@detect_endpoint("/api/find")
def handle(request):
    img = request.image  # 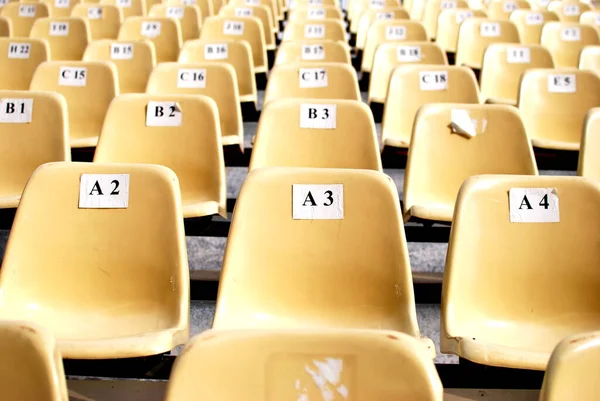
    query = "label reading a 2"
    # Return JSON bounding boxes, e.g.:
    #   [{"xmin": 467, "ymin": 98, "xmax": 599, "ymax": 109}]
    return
[{"xmin": 79, "ymin": 174, "xmax": 130, "ymax": 209}]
